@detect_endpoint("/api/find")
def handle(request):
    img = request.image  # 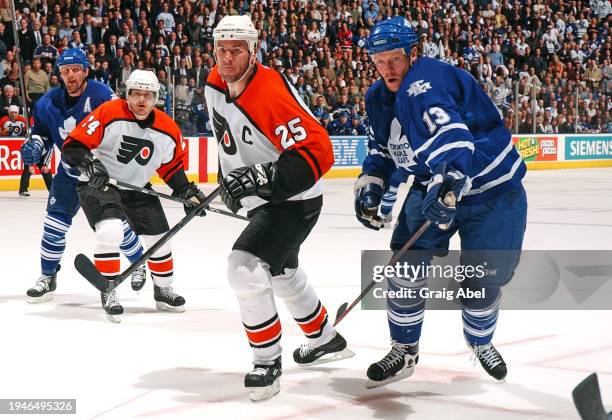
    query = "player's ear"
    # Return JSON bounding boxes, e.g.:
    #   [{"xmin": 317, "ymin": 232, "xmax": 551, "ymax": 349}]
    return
[{"xmin": 409, "ymin": 47, "xmax": 418, "ymax": 66}]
